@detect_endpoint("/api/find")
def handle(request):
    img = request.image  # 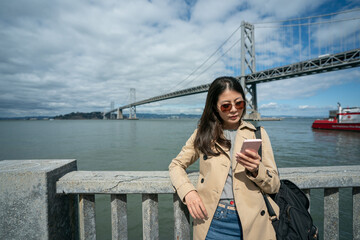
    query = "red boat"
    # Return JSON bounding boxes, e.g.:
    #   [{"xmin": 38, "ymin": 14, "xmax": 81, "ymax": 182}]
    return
[{"xmin": 312, "ymin": 103, "xmax": 360, "ymax": 131}]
